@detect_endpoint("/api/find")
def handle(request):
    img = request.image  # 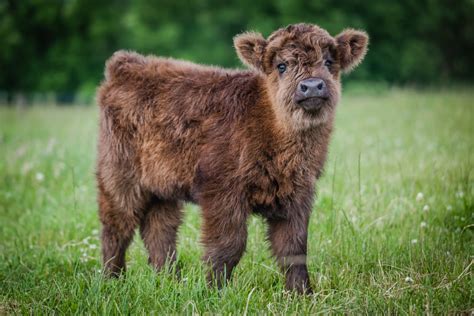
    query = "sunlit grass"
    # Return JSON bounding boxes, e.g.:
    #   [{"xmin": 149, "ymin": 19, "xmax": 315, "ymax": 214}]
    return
[{"xmin": 0, "ymin": 88, "xmax": 472, "ymax": 314}]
